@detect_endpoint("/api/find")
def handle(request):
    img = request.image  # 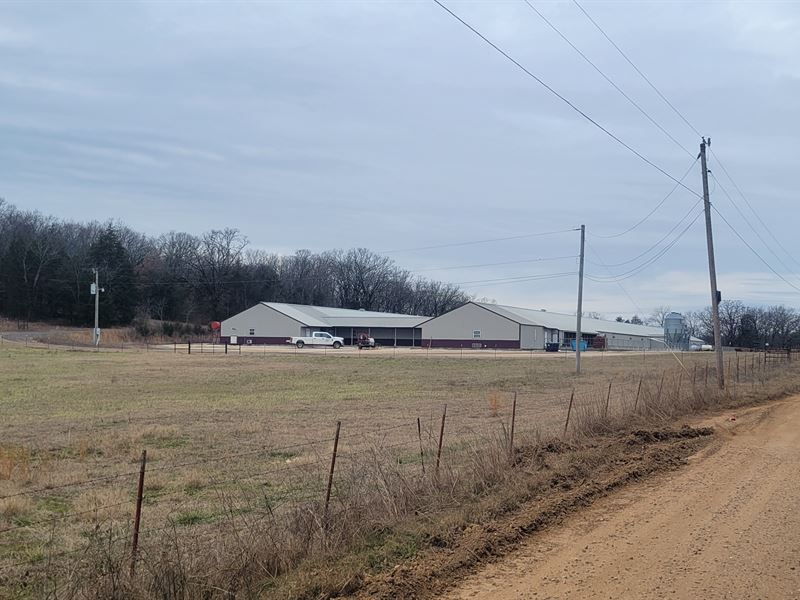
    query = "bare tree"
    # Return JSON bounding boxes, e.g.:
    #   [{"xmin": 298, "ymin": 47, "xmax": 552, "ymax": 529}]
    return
[{"xmin": 648, "ymin": 305, "xmax": 672, "ymax": 327}]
